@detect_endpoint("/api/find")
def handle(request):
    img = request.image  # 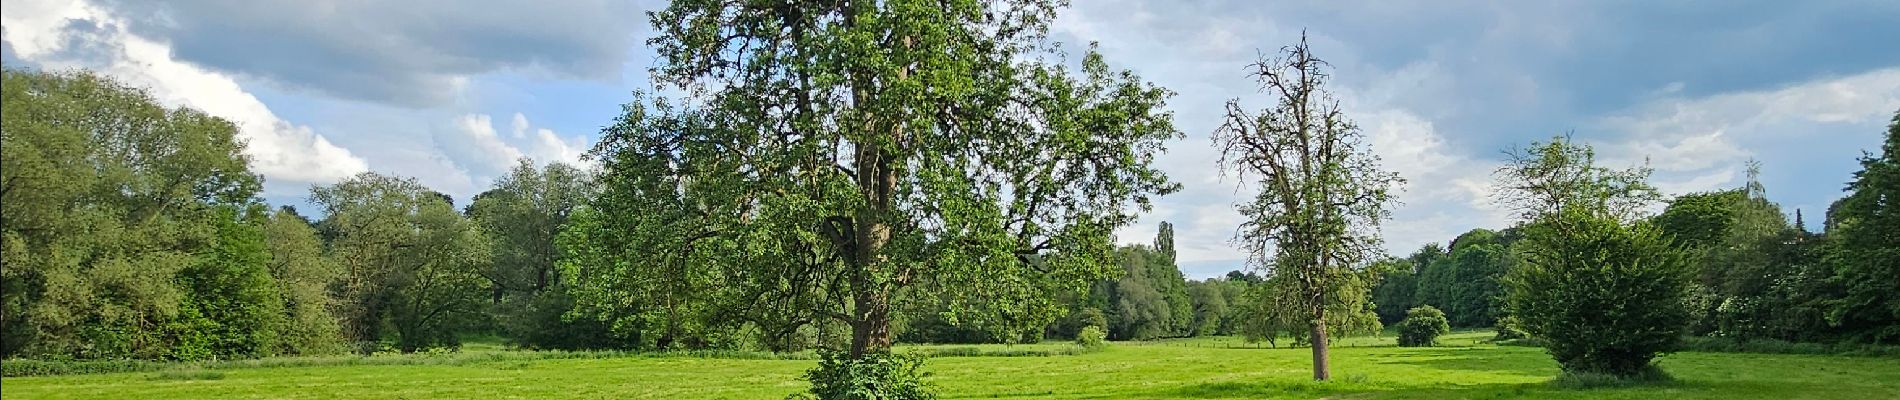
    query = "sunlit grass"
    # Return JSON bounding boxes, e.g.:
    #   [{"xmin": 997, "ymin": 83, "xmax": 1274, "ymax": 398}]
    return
[{"xmin": 6, "ymin": 331, "xmax": 1896, "ymax": 399}]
